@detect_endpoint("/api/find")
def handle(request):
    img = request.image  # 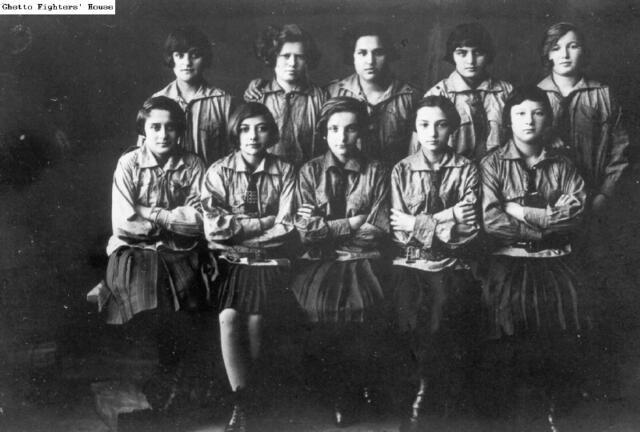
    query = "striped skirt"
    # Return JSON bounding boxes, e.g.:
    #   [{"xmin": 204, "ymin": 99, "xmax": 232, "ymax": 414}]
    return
[
  {"xmin": 482, "ymin": 255, "xmax": 588, "ymax": 340},
  {"xmin": 291, "ymin": 259, "xmax": 384, "ymax": 323}
]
